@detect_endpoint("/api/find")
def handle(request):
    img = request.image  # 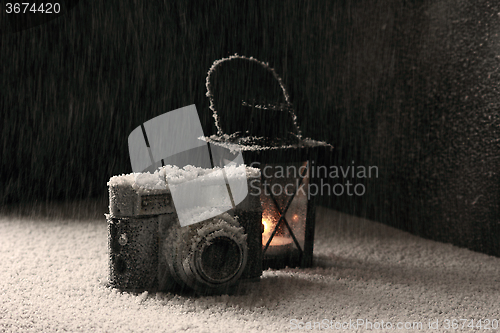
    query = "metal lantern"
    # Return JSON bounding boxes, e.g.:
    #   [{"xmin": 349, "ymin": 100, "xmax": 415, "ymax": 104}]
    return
[{"xmin": 205, "ymin": 55, "xmax": 332, "ymax": 268}]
